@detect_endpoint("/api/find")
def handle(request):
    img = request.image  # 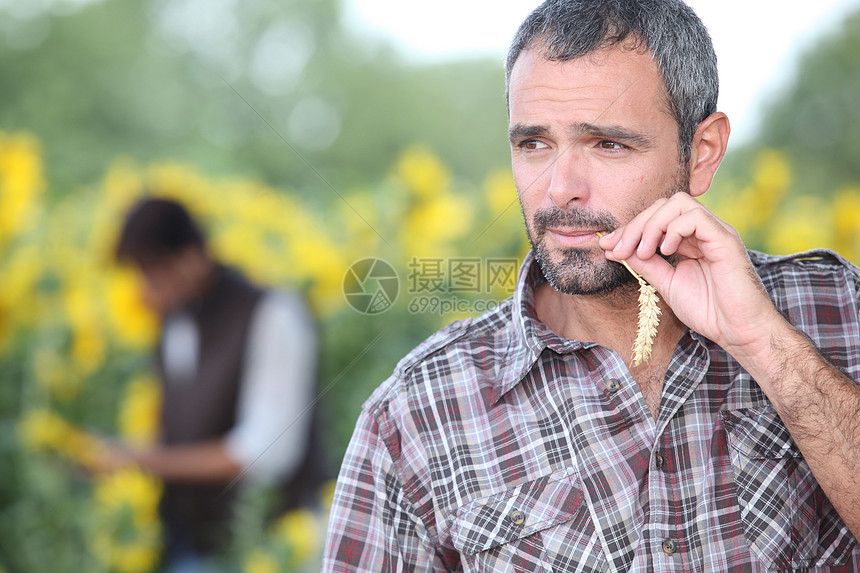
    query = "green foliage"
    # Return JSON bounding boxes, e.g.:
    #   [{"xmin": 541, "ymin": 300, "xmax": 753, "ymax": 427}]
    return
[
  {"xmin": 754, "ymin": 6, "xmax": 860, "ymax": 194},
  {"xmin": 0, "ymin": 0, "xmax": 510, "ymax": 196}
]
